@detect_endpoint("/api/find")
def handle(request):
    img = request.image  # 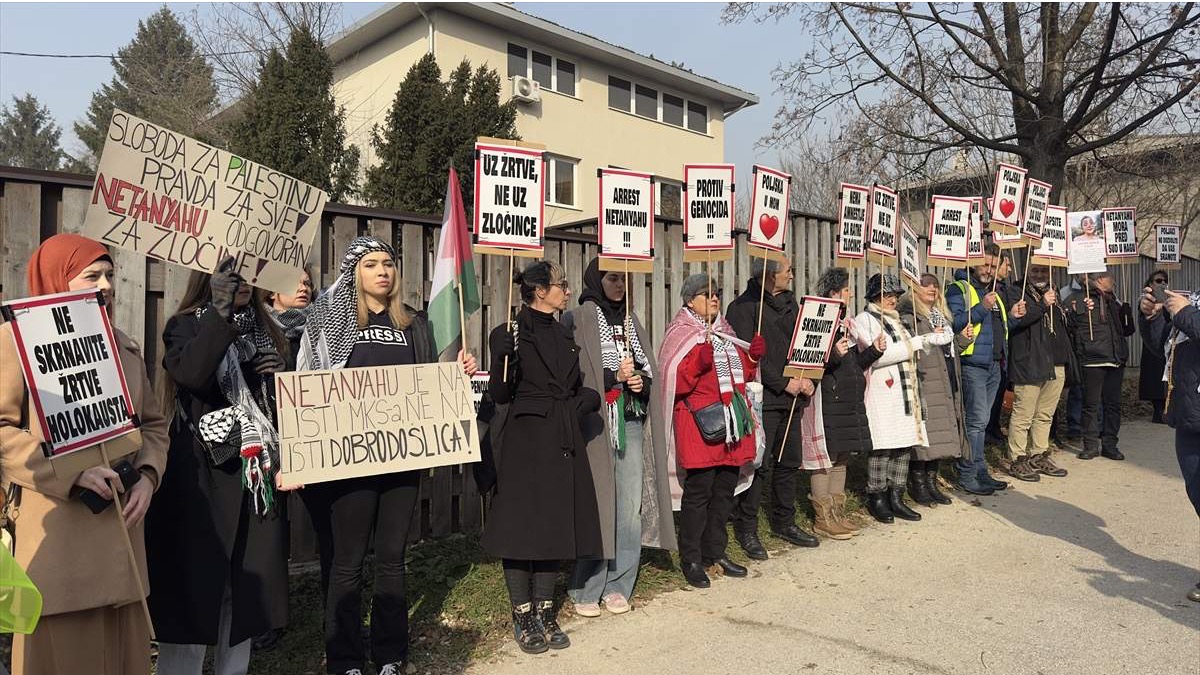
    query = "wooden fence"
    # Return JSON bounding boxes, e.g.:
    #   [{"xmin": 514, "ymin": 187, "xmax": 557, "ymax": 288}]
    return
[{"xmin": 3, "ymin": 165, "xmax": 1197, "ymax": 558}]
